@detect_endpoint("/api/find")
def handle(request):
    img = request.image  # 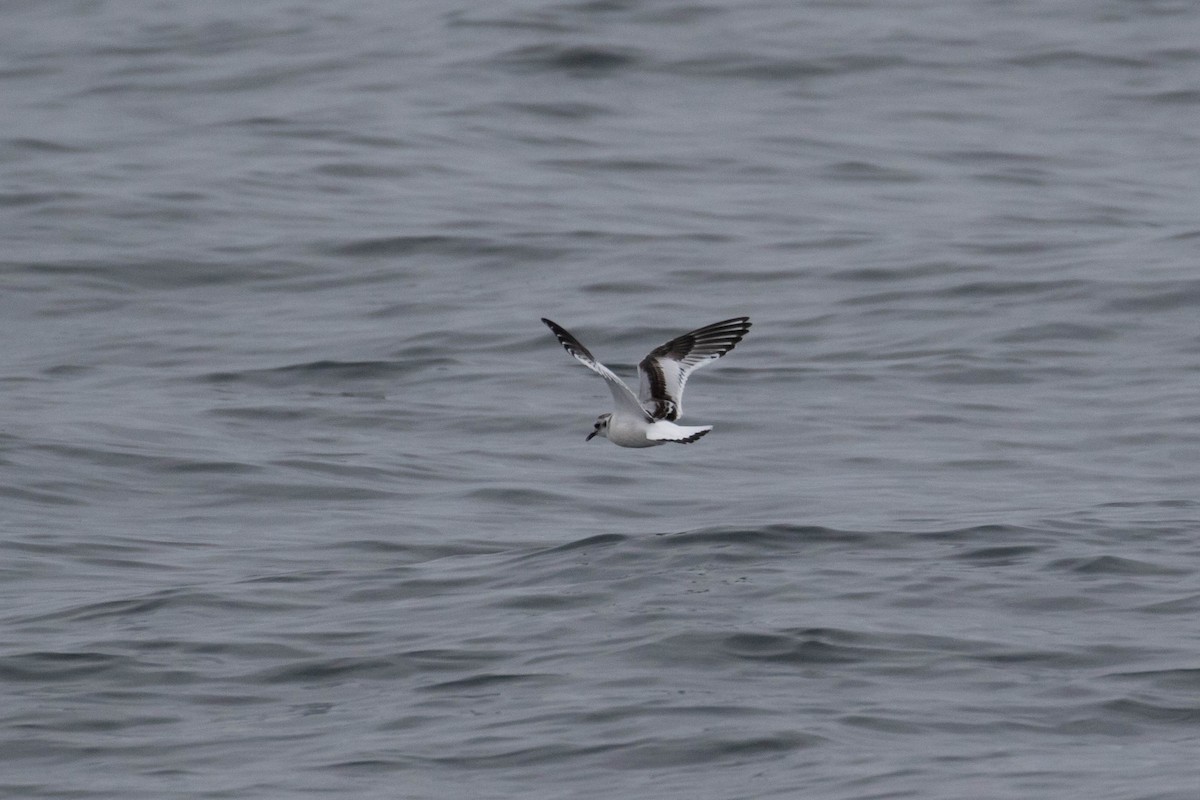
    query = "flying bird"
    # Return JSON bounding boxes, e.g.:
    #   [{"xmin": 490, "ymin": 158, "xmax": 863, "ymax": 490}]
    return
[{"xmin": 540, "ymin": 316, "xmax": 752, "ymax": 447}]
